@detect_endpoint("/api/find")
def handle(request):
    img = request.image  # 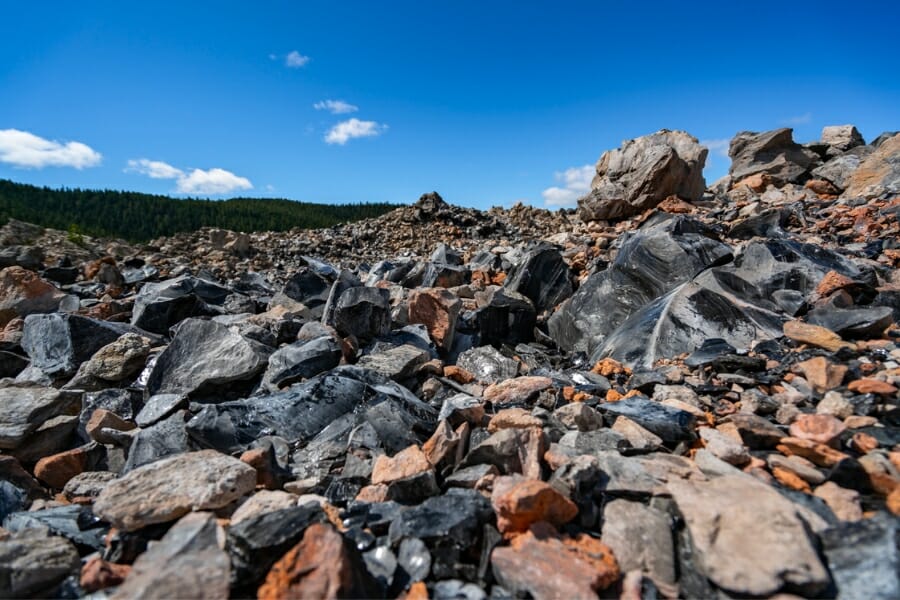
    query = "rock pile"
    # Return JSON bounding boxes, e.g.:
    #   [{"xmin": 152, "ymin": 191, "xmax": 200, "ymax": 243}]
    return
[{"xmin": 0, "ymin": 124, "xmax": 899, "ymax": 599}]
